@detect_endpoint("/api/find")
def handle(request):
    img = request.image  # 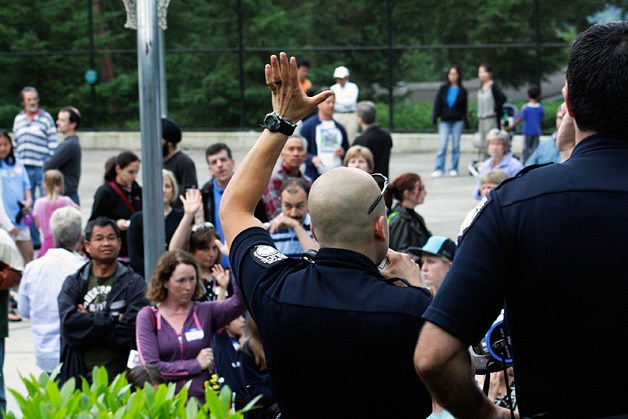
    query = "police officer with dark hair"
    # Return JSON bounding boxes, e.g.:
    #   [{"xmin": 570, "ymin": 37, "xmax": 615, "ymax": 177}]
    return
[
  {"xmin": 415, "ymin": 22, "xmax": 628, "ymax": 418},
  {"xmin": 221, "ymin": 53, "xmax": 433, "ymax": 417},
  {"xmin": 161, "ymin": 118, "xmax": 198, "ymax": 193}
]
